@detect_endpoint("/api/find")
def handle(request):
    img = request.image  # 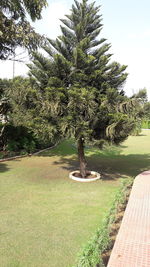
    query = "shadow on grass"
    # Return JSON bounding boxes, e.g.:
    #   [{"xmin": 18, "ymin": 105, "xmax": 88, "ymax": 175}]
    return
[
  {"xmin": 51, "ymin": 153, "xmax": 150, "ymax": 181},
  {"xmin": 87, "ymin": 153, "xmax": 150, "ymax": 179},
  {"xmin": 1, "ymin": 139, "xmax": 149, "ymax": 179},
  {"xmin": 0, "ymin": 162, "xmax": 10, "ymax": 173},
  {"xmin": 37, "ymin": 140, "xmax": 150, "ymax": 180}
]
